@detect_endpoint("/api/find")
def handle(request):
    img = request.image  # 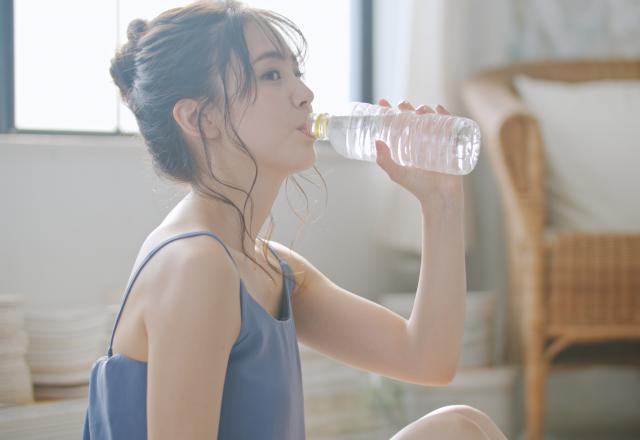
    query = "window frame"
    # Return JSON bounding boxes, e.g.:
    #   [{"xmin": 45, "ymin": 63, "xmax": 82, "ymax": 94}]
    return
[{"xmin": 0, "ymin": 0, "xmax": 373, "ymax": 136}]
